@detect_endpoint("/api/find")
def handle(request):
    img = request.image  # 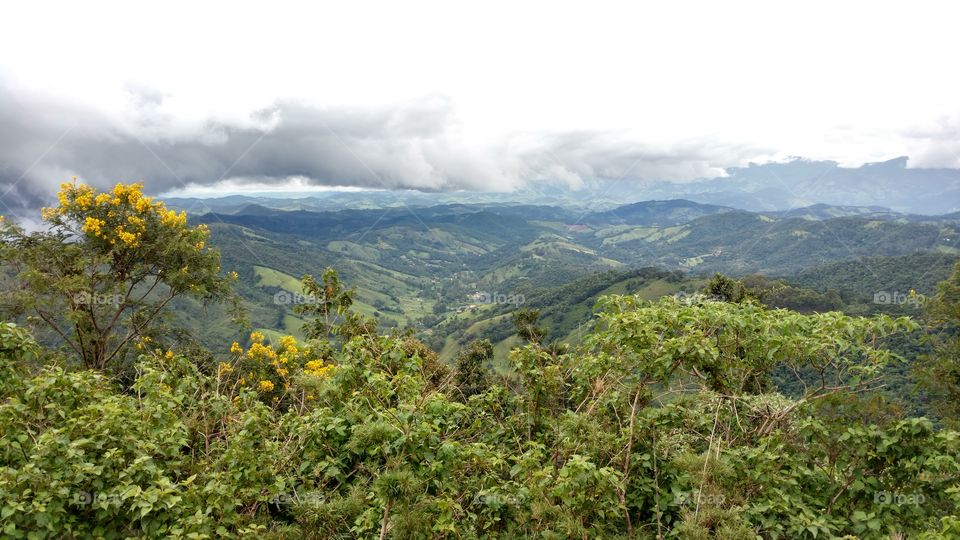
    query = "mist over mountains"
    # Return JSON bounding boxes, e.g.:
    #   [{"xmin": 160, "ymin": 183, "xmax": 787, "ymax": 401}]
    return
[
  {"xmin": 161, "ymin": 157, "xmax": 960, "ymax": 216},
  {"xmin": 650, "ymin": 156, "xmax": 960, "ymax": 214}
]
